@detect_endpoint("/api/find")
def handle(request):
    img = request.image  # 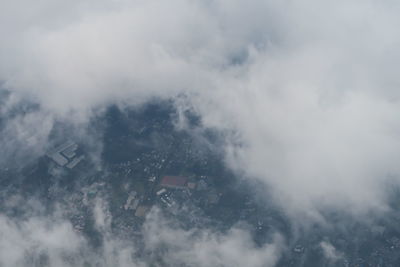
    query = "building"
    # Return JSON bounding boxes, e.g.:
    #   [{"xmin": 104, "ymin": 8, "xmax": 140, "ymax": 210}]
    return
[
  {"xmin": 123, "ymin": 192, "xmax": 138, "ymax": 210},
  {"xmin": 47, "ymin": 141, "xmax": 84, "ymax": 169},
  {"xmin": 47, "ymin": 141, "xmax": 76, "ymax": 166},
  {"xmin": 187, "ymin": 182, "xmax": 197, "ymax": 190},
  {"xmin": 135, "ymin": 205, "xmax": 150, "ymax": 217},
  {"xmin": 156, "ymin": 188, "xmax": 167, "ymax": 196},
  {"xmin": 196, "ymin": 180, "xmax": 208, "ymax": 191},
  {"xmin": 61, "ymin": 143, "xmax": 78, "ymax": 159},
  {"xmin": 66, "ymin": 155, "xmax": 85, "ymax": 169},
  {"xmin": 49, "ymin": 153, "xmax": 68, "ymax": 166},
  {"xmin": 159, "ymin": 176, "xmax": 187, "ymax": 189}
]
